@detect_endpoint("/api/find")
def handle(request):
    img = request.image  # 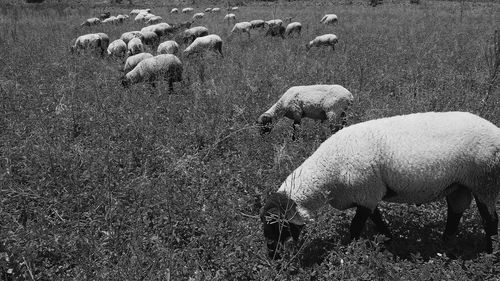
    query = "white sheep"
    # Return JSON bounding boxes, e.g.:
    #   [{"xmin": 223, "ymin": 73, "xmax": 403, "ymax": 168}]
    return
[
  {"xmin": 123, "ymin": 52, "xmax": 153, "ymax": 73},
  {"xmin": 107, "ymin": 39, "xmax": 127, "ymax": 58},
  {"xmin": 306, "ymin": 34, "xmax": 339, "ymax": 51},
  {"xmin": 257, "ymin": 85, "xmax": 353, "ymax": 139},
  {"xmin": 193, "ymin": 12, "xmax": 205, "ymax": 20},
  {"xmin": 127, "ymin": 37, "xmax": 144, "ymax": 56},
  {"xmin": 320, "ymin": 14, "xmax": 338, "ymax": 25},
  {"xmin": 122, "ymin": 54, "xmax": 183, "ymax": 91},
  {"xmin": 70, "ymin": 33, "xmax": 105, "ymax": 55},
  {"xmin": 231, "ymin": 22, "xmax": 252, "ymax": 38},
  {"xmin": 80, "ymin": 17, "xmax": 101, "ymax": 27},
  {"xmin": 260, "ymin": 111, "xmax": 500, "ymax": 258},
  {"xmin": 183, "ymin": 34, "xmax": 223, "ymax": 57},
  {"xmin": 116, "ymin": 14, "xmax": 128, "ymax": 22},
  {"xmin": 134, "ymin": 12, "xmax": 150, "ymax": 23},
  {"xmin": 182, "ymin": 7, "xmax": 194, "ymax": 14},
  {"xmin": 265, "ymin": 19, "xmax": 283, "ymax": 27},
  {"xmin": 211, "ymin": 7, "xmax": 221, "ymax": 13},
  {"xmin": 120, "ymin": 31, "xmax": 143, "ymax": 44},
  {"xmin": 230, "ymin": 6, "xmax": 239, "ymax": 11},
  {"xmin": 171, "ymin": 8, "xmax": 179, "ymax": 14},
  {"xmin": 102, "ymin": 16, "xmax": 117, "ymax": 24},
  {"xmin": 250, "ymin": 19, "xmax": 266, "ymax": 29},
  {"xmin": 223, "ymin": 13, "xmax": 236, "ymax": 22},
  {"xmin": 285, "ymin": 22, "xmax": 302, "ymax": 37},
  {"xmin": 204, "ymin": 8, "xmax": 212, "ymax": 13},
  {"xmin": 177, "ymin": 26, "xmax": 209, "ymax": 45},
  {"xmin": 130, "ymin": 9, "xmax": 151, "ymax": 16},
  {"xmin": 157, "ymin": 40, "xmax": 180, "ymax": 55},
  {"xmin": 146, "ymin": 15, "xmax": 163, "ymax": 25},
  {"xmin": 141, "ymin": 23, "xmax": 173, "ymax": 37}
]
